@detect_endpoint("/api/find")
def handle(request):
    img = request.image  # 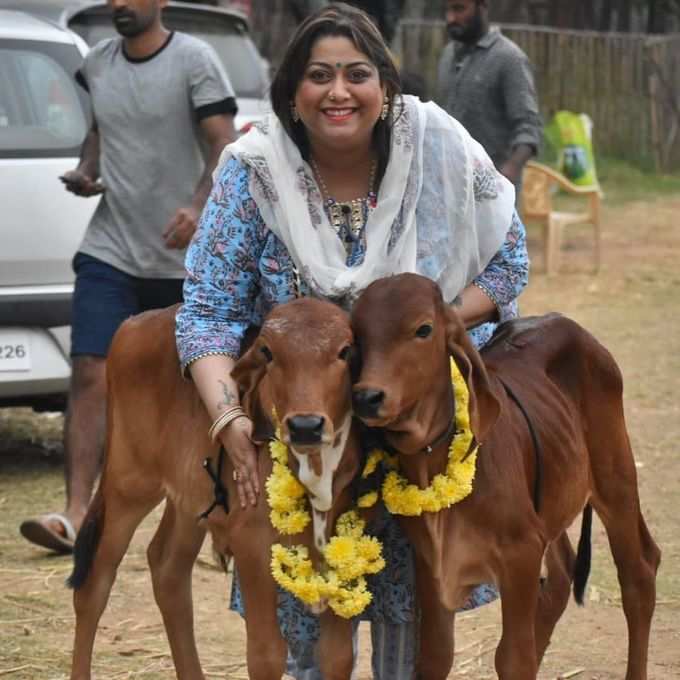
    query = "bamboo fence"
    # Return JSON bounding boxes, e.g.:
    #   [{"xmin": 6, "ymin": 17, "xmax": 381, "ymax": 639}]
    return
[
  {"xmin": 248, "ymin": 8, "xmax": 680, "ymax": 171},
  {"xmin": 394, "ymin": 21, "xmax": 680, "ymax": 171}
]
